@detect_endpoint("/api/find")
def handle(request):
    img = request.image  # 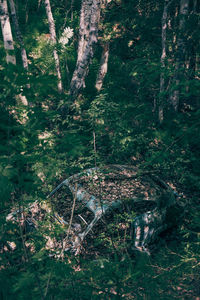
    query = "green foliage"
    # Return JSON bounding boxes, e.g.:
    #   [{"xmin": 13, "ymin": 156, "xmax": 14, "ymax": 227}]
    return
[{"xmin": 0, "ymin": 0, "xmax": 199, "ymax": 298}]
